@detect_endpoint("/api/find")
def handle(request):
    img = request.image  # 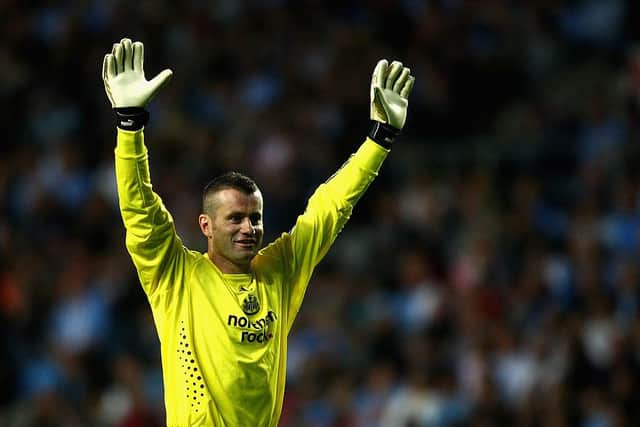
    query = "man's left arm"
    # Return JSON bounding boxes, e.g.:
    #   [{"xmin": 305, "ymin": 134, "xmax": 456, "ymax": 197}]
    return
[{"xmin": 279, "ymin": 59, "xmax": 415, "ymax": 328}]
